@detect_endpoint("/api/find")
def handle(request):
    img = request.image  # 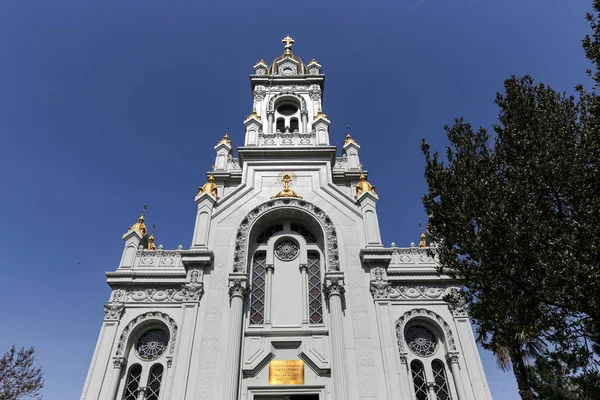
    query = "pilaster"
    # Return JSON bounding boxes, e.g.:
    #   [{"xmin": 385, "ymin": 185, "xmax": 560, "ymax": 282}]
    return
[
  {"xmin": 223, "ymin": 274, "xmax": 249, "ymax": 400},
  {"xmin": 324, "ymin": 272, "xmax": 350, "ymax": 399},
  {"xmin": 356, "ymin": 191, "xmax": 383, "ymax": 247},
  {"xmin": 191, "ymin": 192, "xmax": 217, "ymax": 249}
]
